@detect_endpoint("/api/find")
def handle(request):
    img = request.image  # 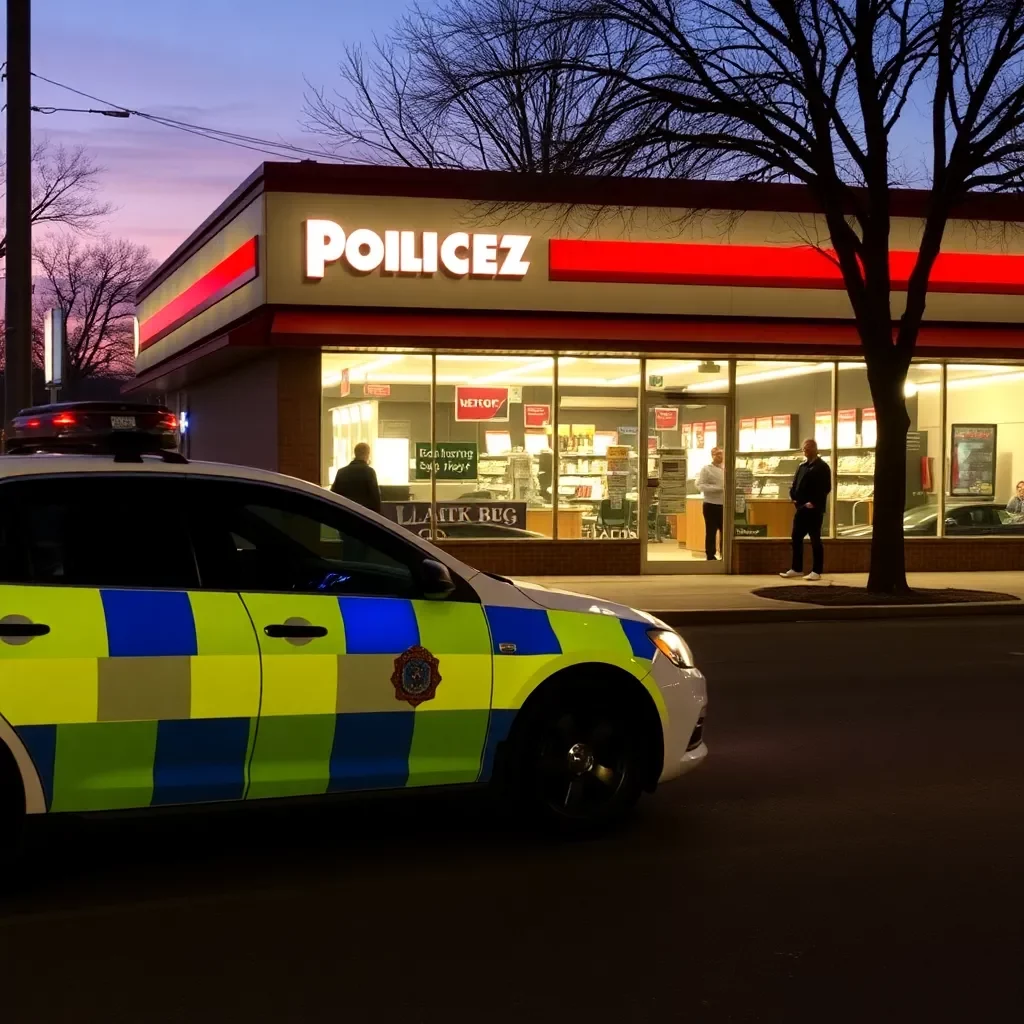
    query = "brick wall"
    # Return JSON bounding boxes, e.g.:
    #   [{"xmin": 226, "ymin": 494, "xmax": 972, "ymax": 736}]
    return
[
  {"xmin": 734, "ymin": 538, "xmax": 1024, "ymax": 573},
  {"xmin": 436, "ymin": 539, "xmax": 642, "ymax": 575},
  {"xmin": 277, "ymin": 349, "xmax": 321, "ymax": 483}
]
